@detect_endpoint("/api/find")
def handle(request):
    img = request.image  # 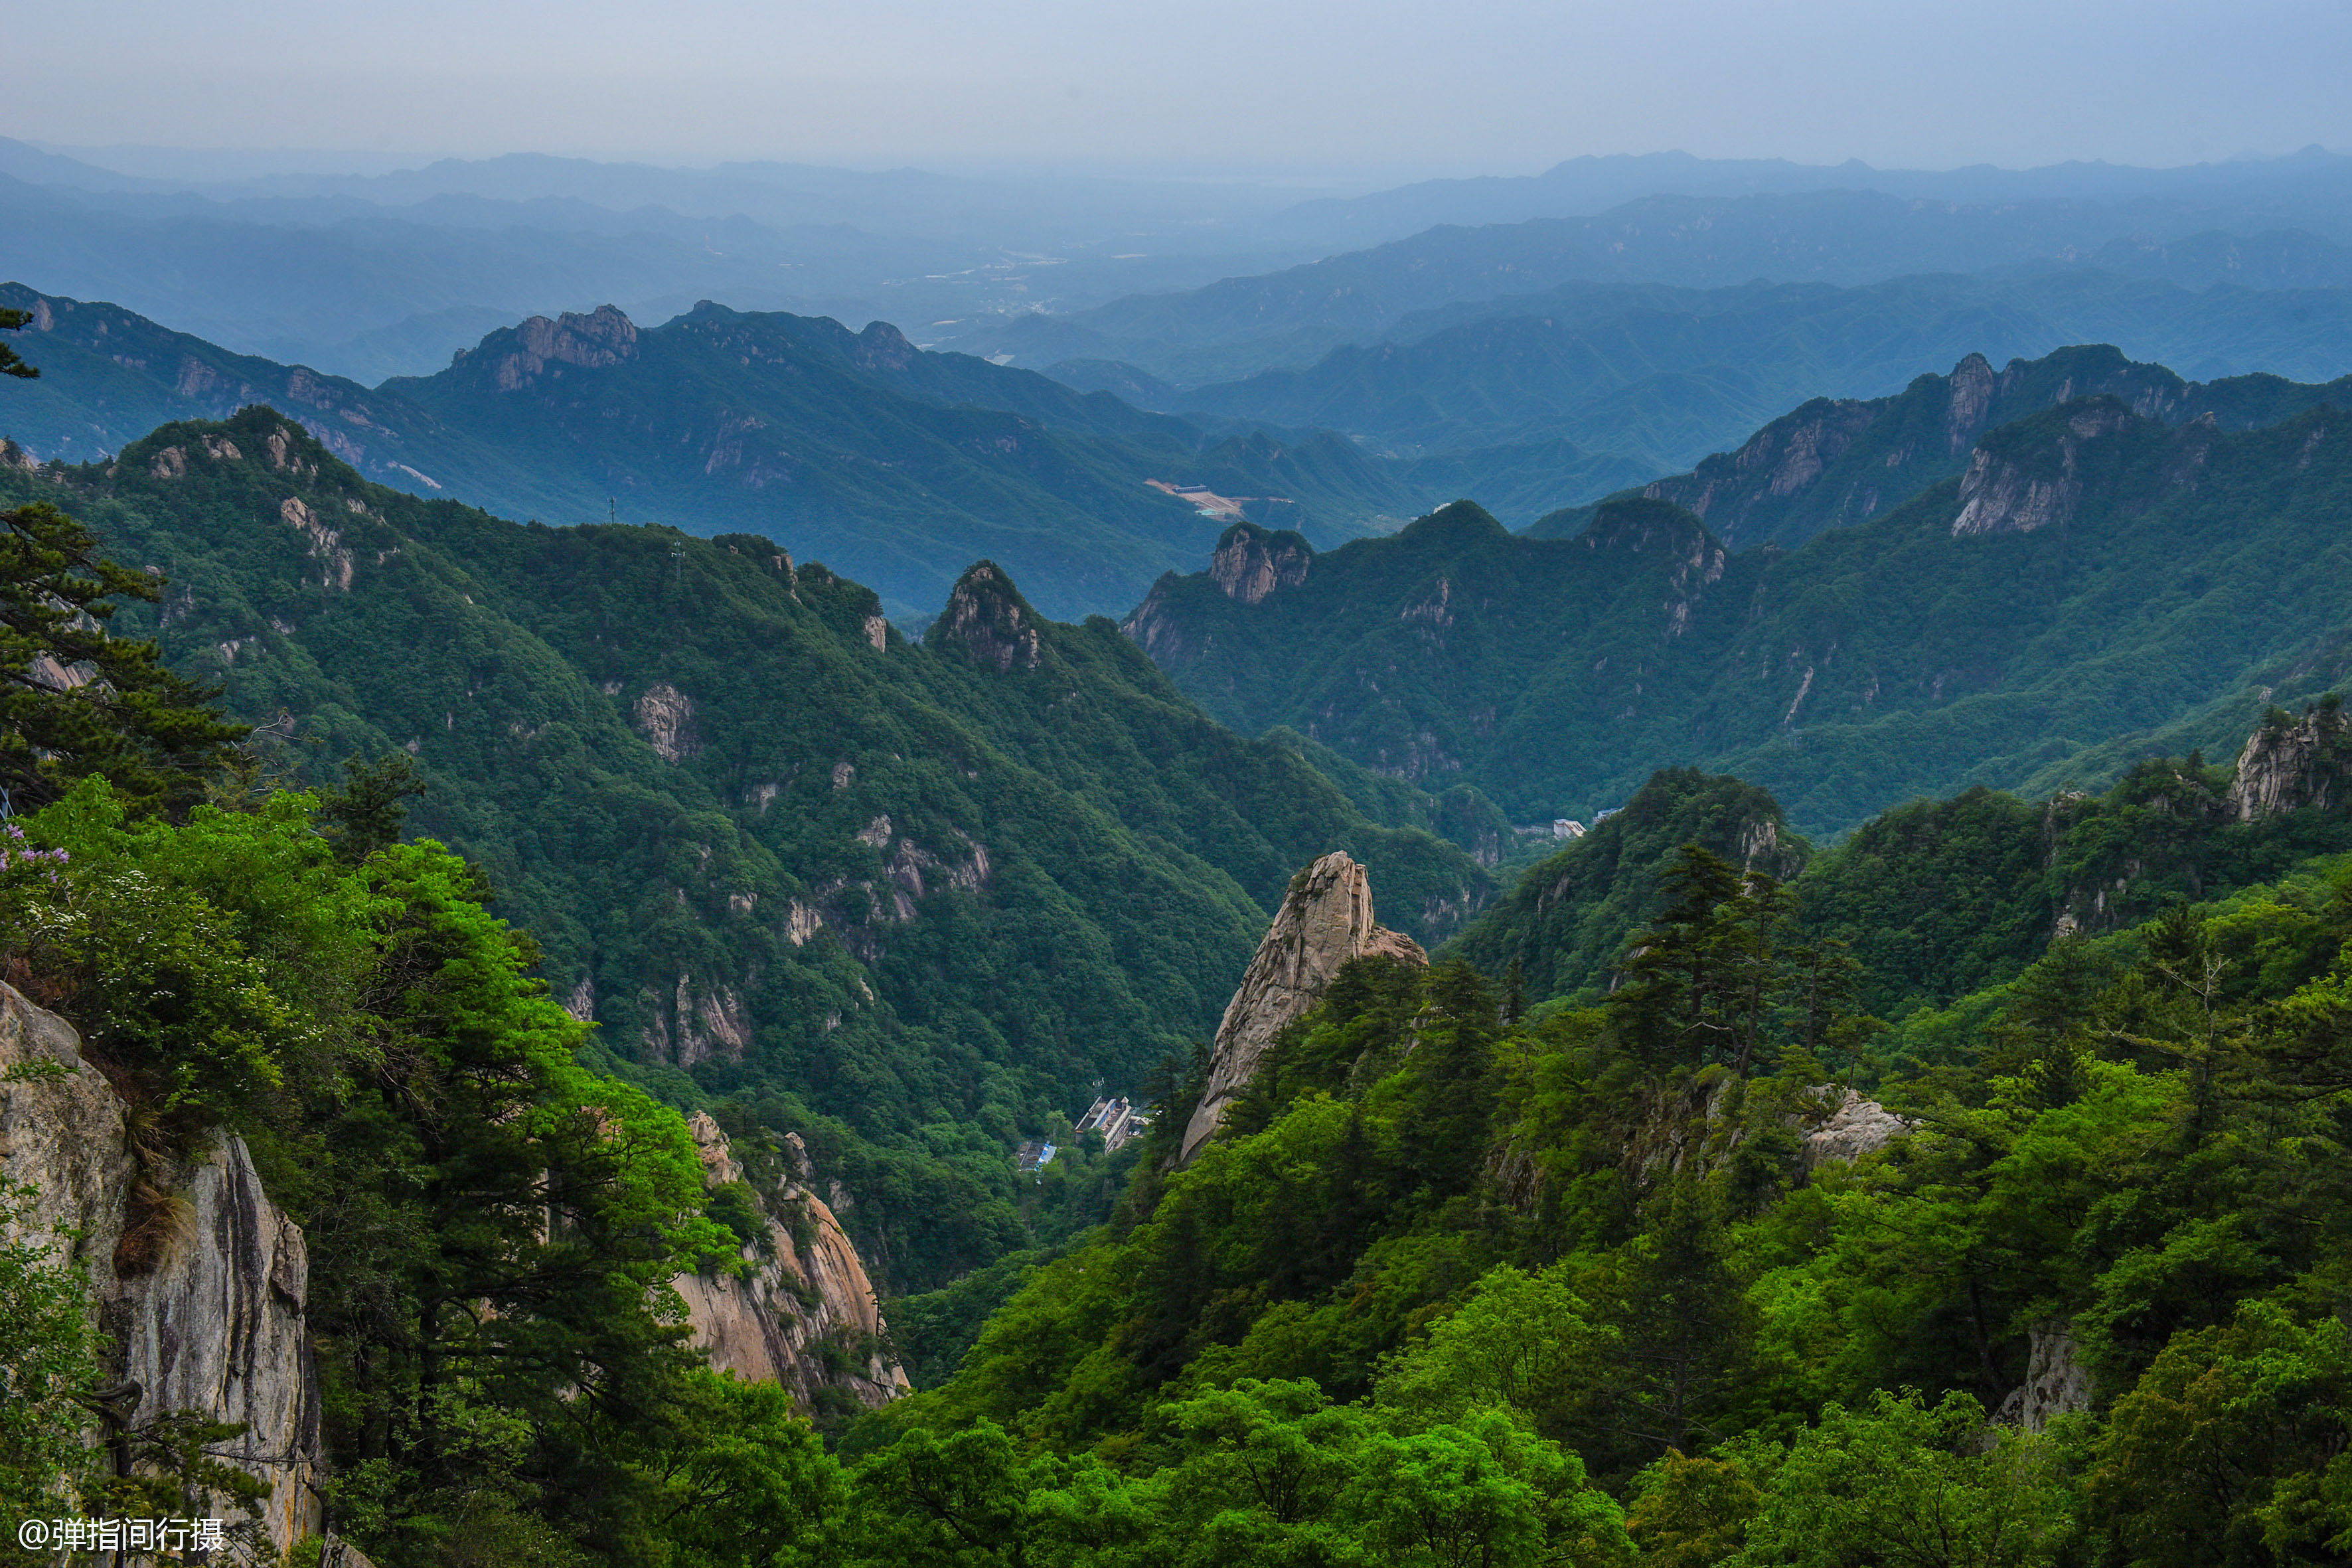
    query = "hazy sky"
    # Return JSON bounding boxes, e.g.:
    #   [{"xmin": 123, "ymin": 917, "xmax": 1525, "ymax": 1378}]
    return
[{"xmin": 11, "ymin": 0, "xmax": 2351, "ymax": 178}]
